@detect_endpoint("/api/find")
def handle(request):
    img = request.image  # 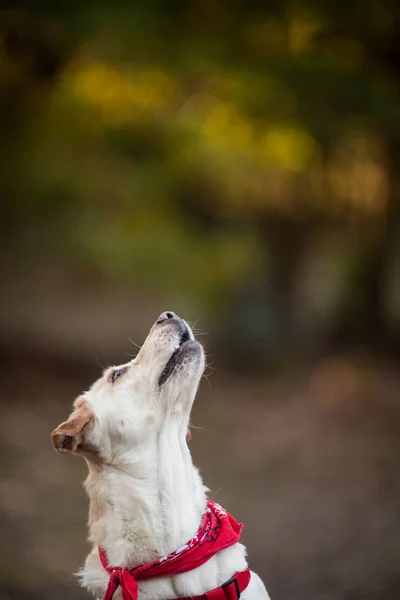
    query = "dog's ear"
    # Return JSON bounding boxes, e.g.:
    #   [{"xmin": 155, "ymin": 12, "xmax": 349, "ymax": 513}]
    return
[{"xmin": 52, "ymin": 399, "xmax": 94, "ymax": 454}]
